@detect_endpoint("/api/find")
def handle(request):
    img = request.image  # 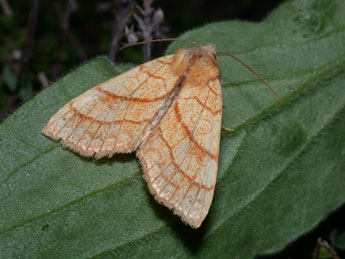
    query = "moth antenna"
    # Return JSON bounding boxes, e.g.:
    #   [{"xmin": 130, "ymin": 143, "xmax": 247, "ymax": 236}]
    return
[
  {"xmin": 216, "ymin": 51, "xmax": 282, "ymax": 104},
  {"xmin": 119, "ymin": 38, "xmax": 202, "ymax": 51}
]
